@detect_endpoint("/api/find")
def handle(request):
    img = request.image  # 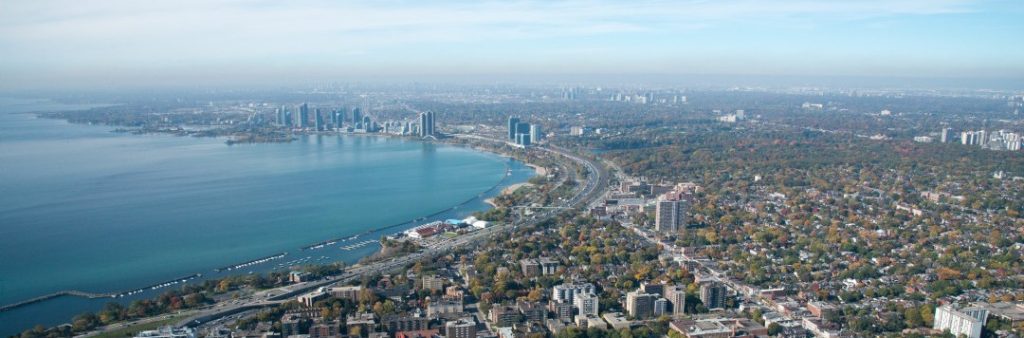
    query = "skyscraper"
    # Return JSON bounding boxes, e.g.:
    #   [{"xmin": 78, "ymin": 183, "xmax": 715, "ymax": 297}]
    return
[
  {"xmin": 419, "ymin": 111, "xmax": 435, "ymax": 137},
  {"xmin": 314, "ymin": 108, "xmax": 323, "ymax": 131},
  {"xmin": 296, "ymin": 103, "xmax": 309, "ymax": 128},
  {"xmin": 529, "ymin": 124, "xmax": 542, "ymax": 143},
  {"xmin": 352, "ymin": 108, "xmax": 362, "ymax": 128},
  {"xmin": 940, "ymin": 127, "xmax": 952, "ymax": 143},
  {"xmin": 508, "ymin": 116, "xmax": 520, "ymax": 140},
  {"xmin": 516, "ymin": 133, "xmax": 531, "ymax": 147},
  {"xmin": 275, "ymin": 108, "xmax": 286, "ymax": 126},
  {"xmin": 655, "ymin": 198, "xmax": 686, "ymax": 234}
]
